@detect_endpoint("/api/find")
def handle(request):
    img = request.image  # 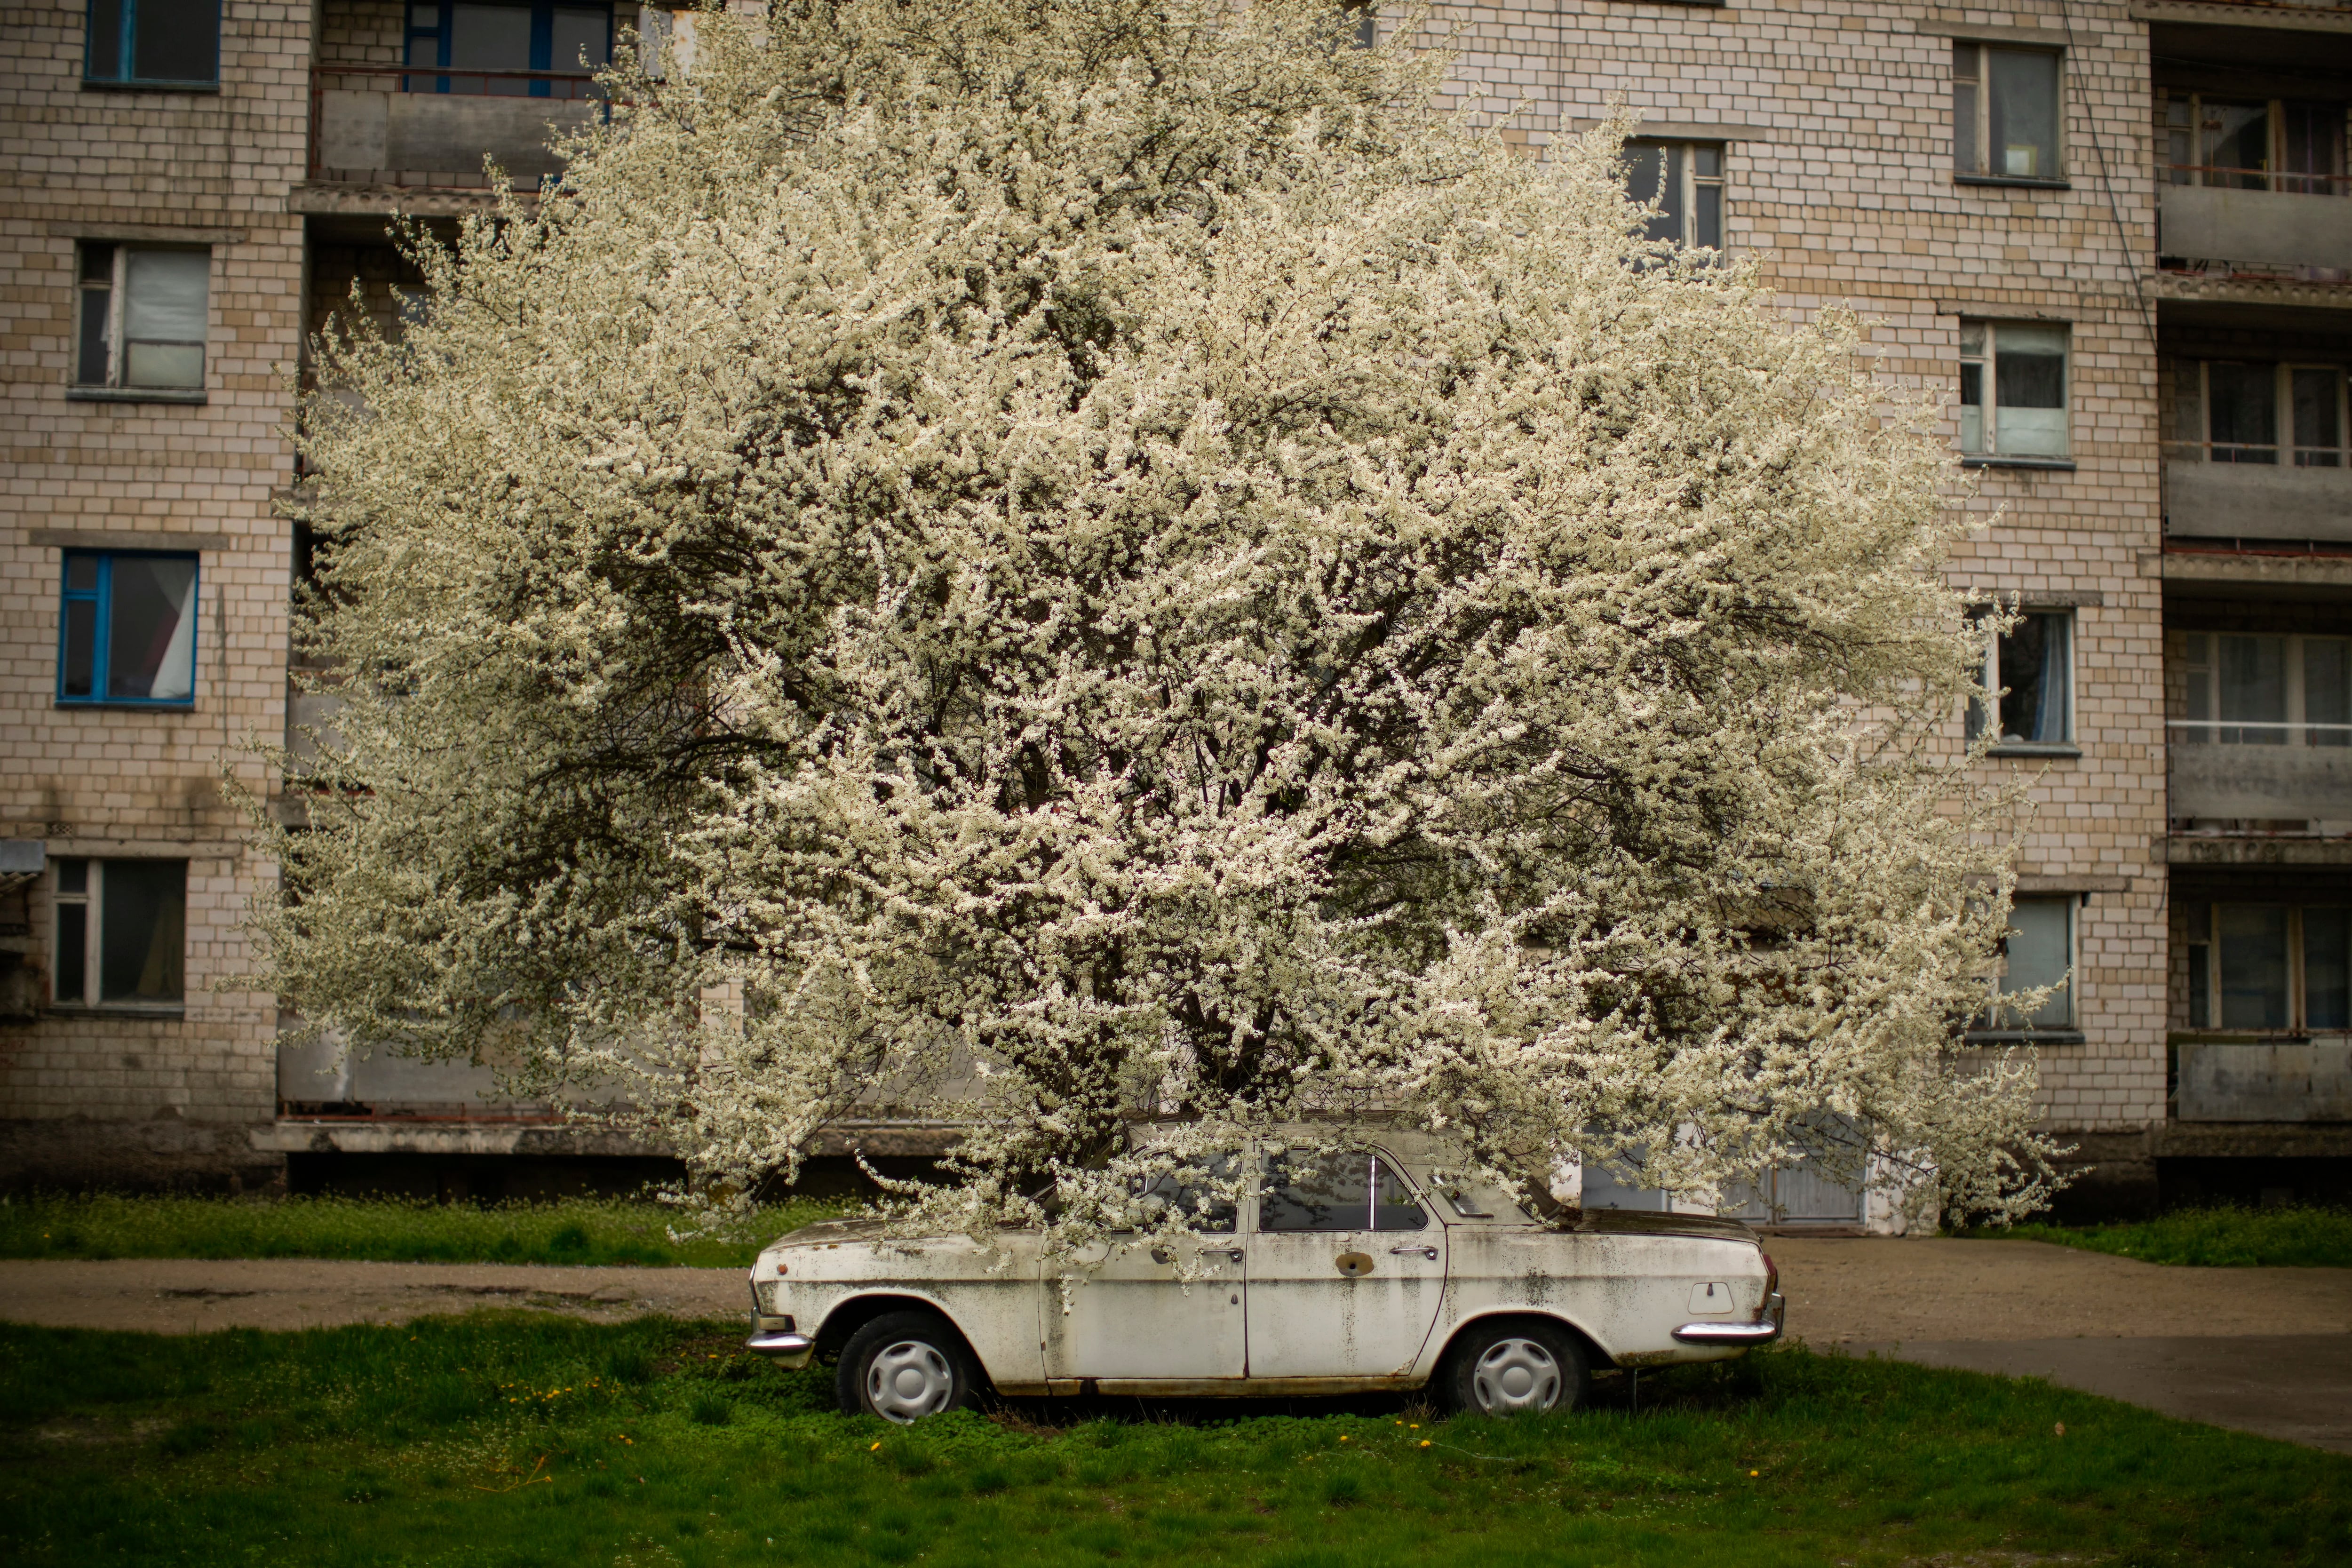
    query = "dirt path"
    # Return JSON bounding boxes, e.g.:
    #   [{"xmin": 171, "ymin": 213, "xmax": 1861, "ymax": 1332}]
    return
[{"xmin": 1768, "ymin": 1236, "xmax": 2352, "ymax": 1346}]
